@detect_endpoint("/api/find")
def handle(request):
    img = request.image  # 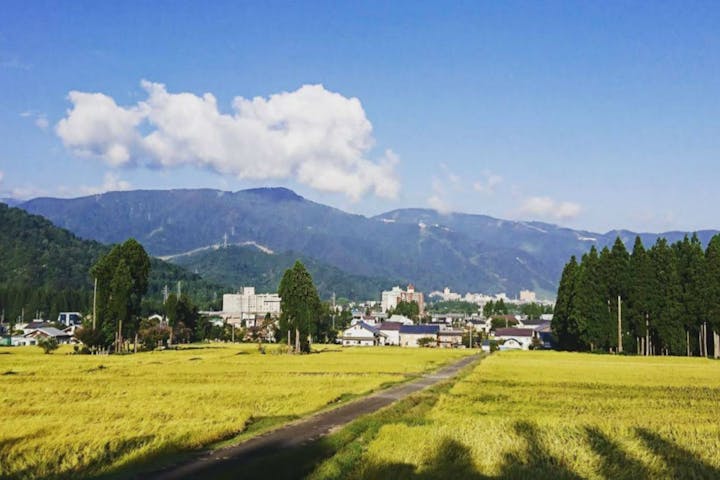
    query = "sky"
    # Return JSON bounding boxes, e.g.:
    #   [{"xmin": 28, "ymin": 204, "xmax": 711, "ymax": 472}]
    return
[{"xmin": 1, "ymin": 0, "xmax": 718, "ymax": 233}]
